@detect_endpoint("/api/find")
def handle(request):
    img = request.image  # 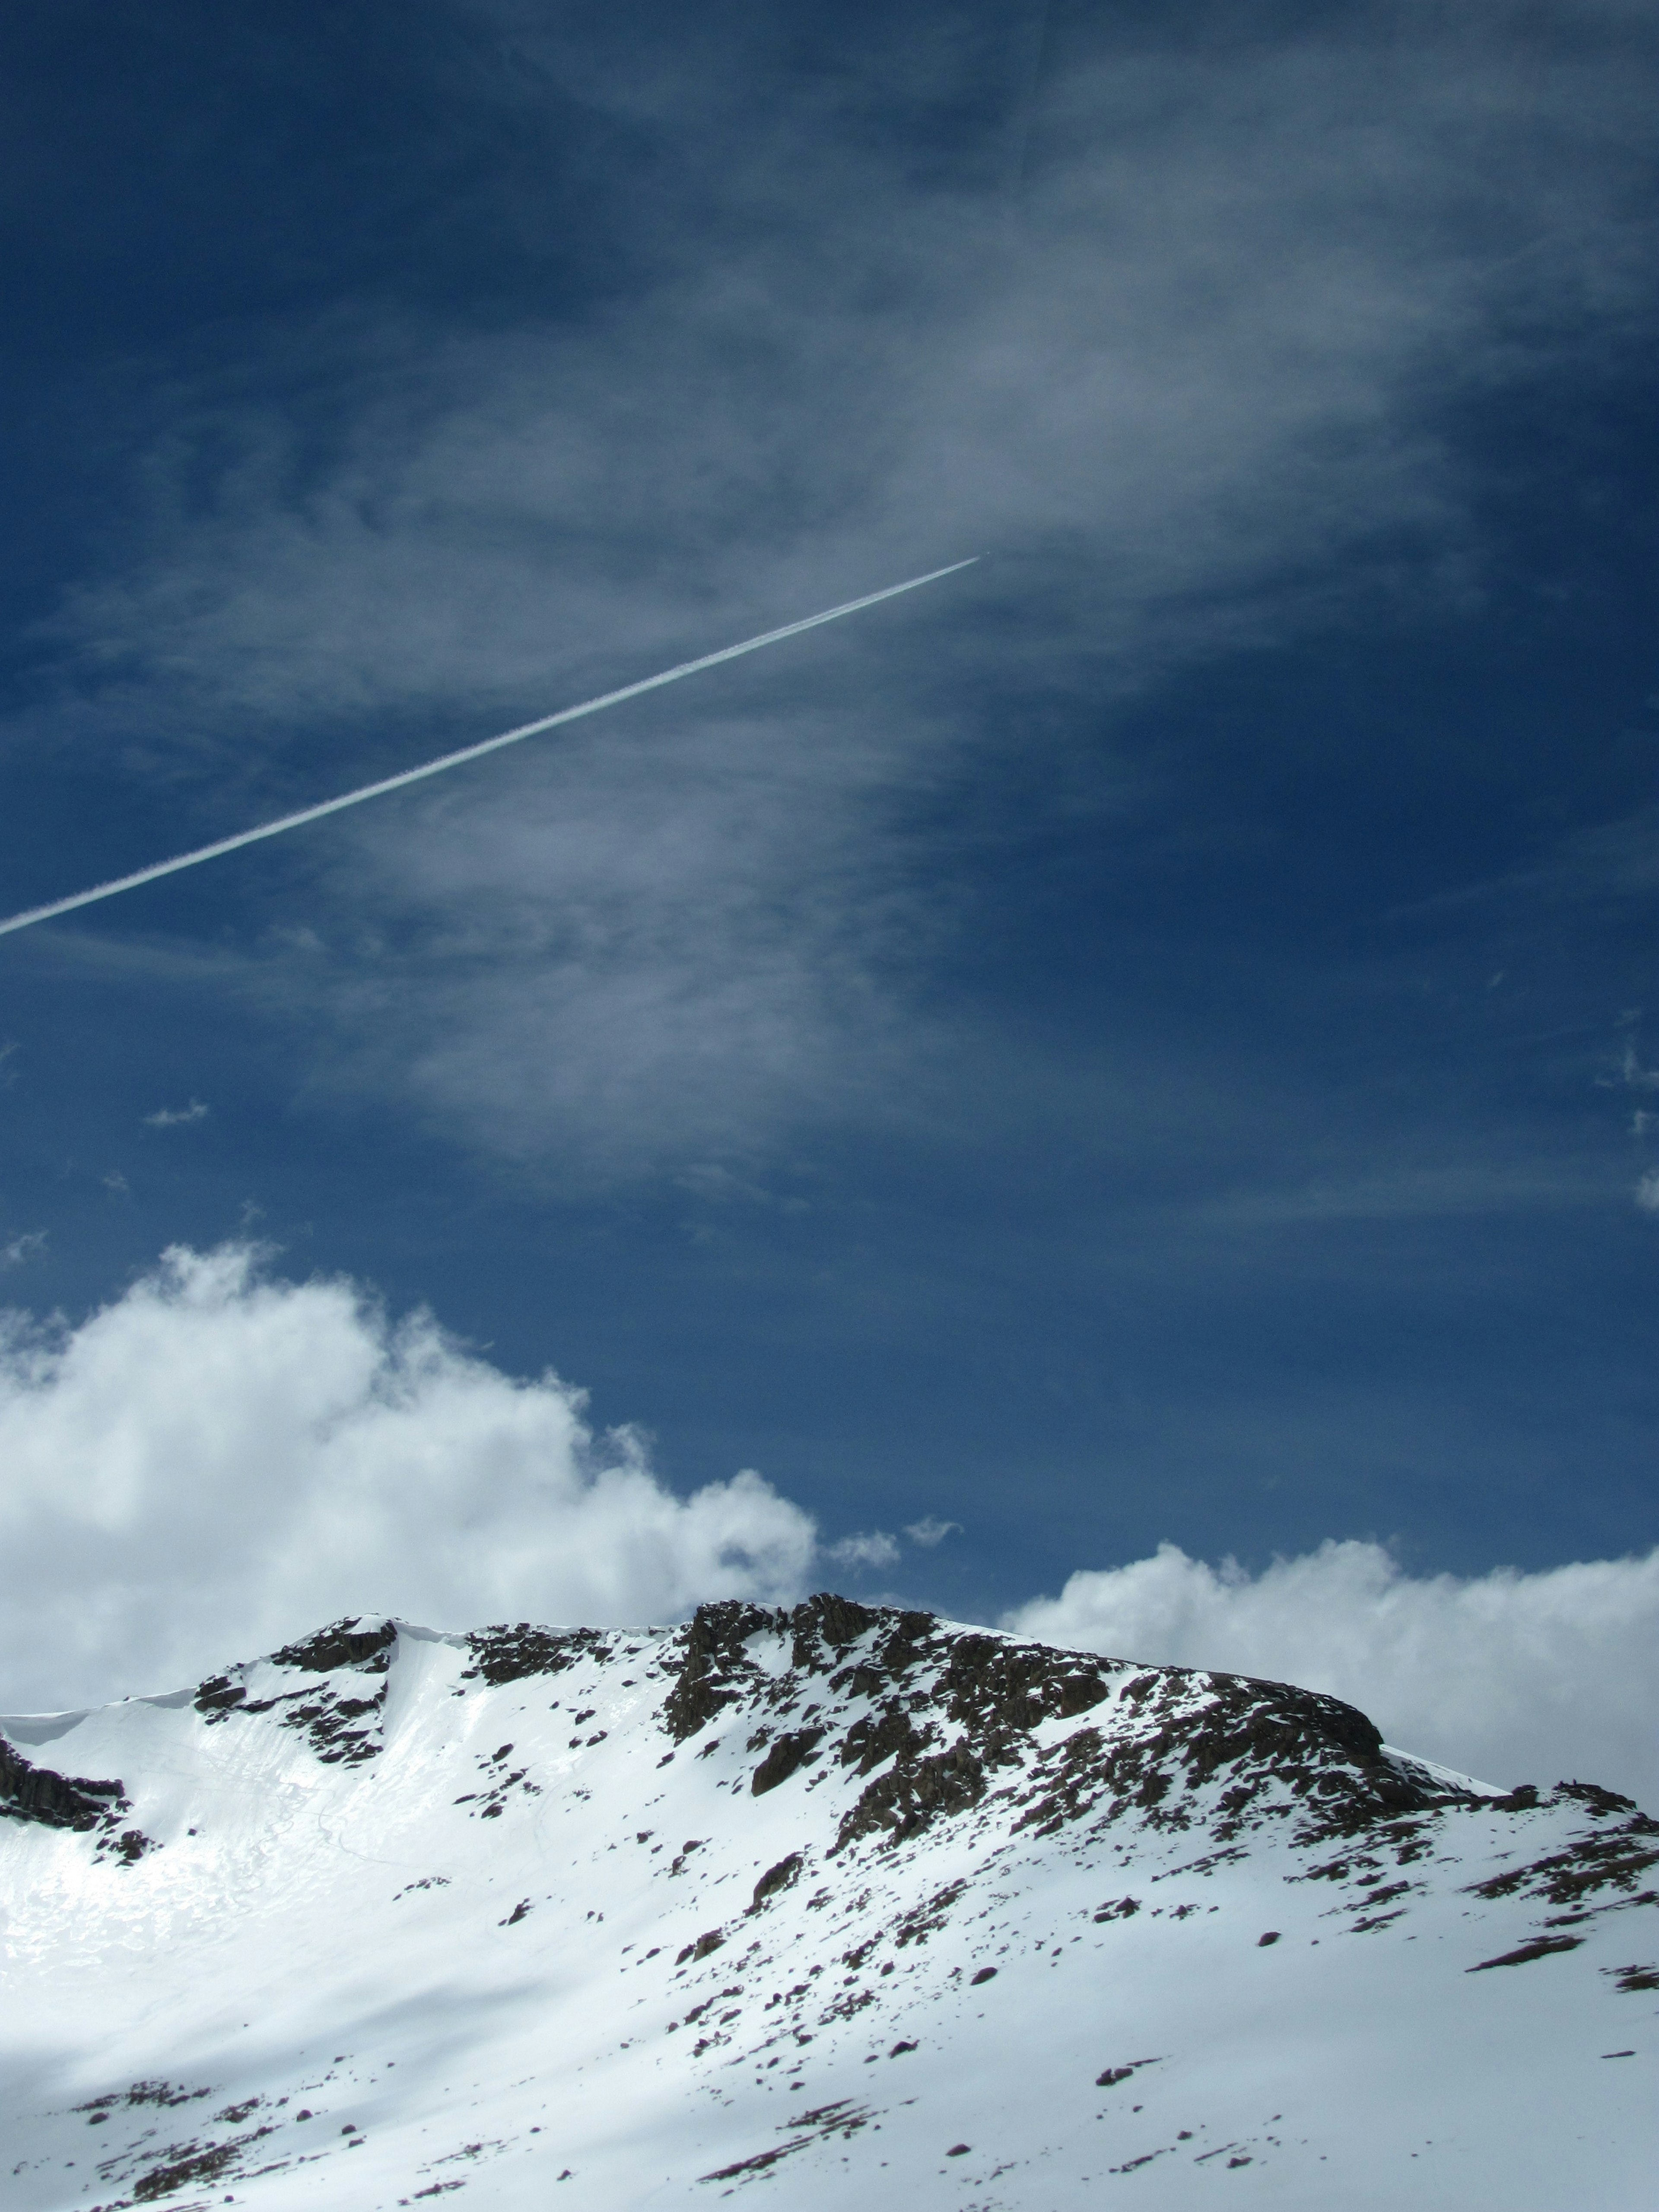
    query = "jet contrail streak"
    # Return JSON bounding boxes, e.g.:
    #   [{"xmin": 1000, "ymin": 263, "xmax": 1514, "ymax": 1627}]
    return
[{"xmin": 0, "ymin": 558, "xmax": 978, "ymax": 940}]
